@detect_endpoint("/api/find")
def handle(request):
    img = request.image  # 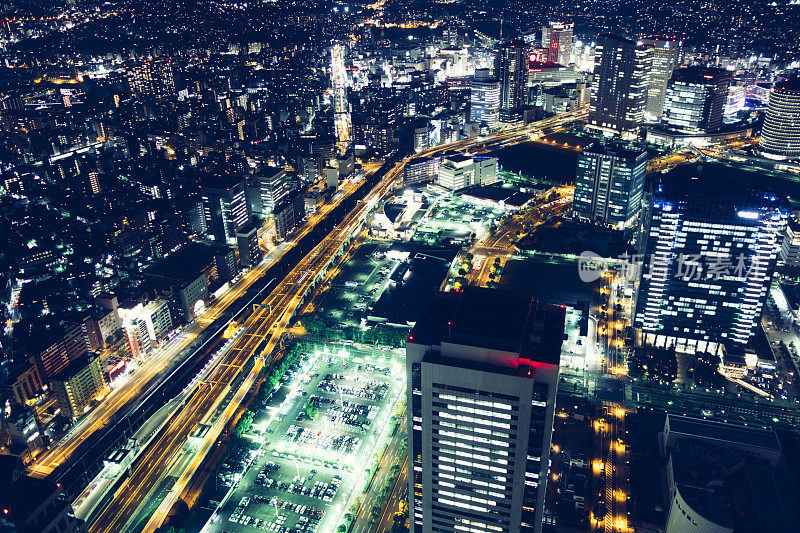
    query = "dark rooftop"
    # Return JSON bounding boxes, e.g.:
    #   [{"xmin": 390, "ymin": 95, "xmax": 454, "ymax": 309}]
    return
[
  {"xmin": 408, "ymin": 286, "xmax": 565, "ymax": 366},
  {"xmin": 50, "ymin": 350, "xmax": 96, "ymax": 382},
  {"xmin": 667, "ymin": 415, "xmax": 781, "ymax": 451},
  {"xmin": 775, "ymin": 78, "xmax": 800, "ymax": 92}
]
